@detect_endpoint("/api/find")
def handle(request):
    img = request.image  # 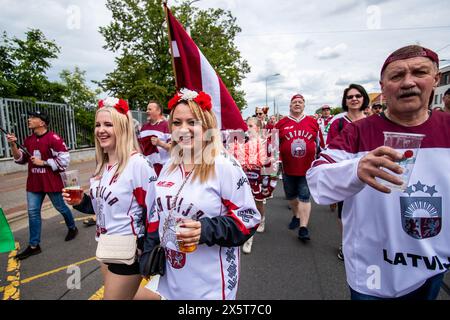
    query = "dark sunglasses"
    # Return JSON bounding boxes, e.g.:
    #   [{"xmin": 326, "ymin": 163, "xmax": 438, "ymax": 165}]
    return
[
  {"xmin": 372, "ymin": 105, "xmax": 382, "ymax": 109},
  {"xmin": 256, "ymin": 112, "xmax": 264, "ymax": 115},
  {"xmin": 346, "ymin": 94, "xmax": 363, "ymax": 100}
]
